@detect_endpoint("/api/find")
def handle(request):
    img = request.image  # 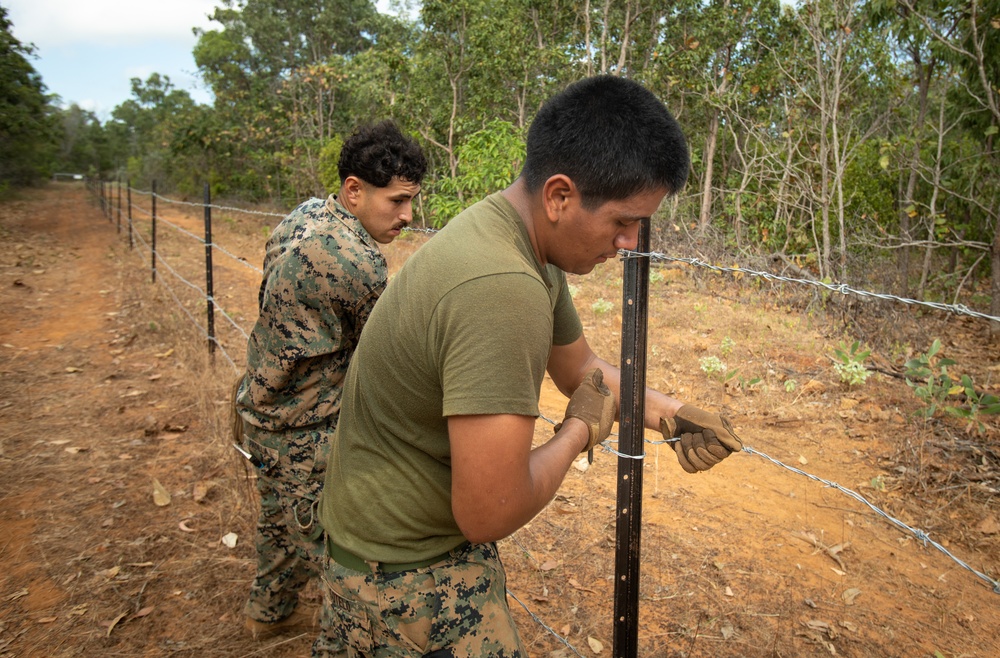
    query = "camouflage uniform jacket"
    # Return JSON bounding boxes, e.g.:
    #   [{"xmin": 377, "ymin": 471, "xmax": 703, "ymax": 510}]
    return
[{"xmin": 237, "ymin": 195, "xmax": 386, "ymax": 431}]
